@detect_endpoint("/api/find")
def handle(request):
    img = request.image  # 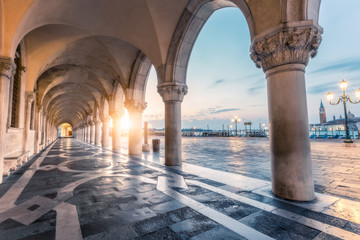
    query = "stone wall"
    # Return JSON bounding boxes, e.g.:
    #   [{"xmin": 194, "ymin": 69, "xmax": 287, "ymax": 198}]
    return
[
  {"xmin": 5, "ymin": 128, "xmax": 23, "ymax": 156},
  {"xmin": 27, "ymin": 130, "xmax": 35, "ymax": 156}
]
